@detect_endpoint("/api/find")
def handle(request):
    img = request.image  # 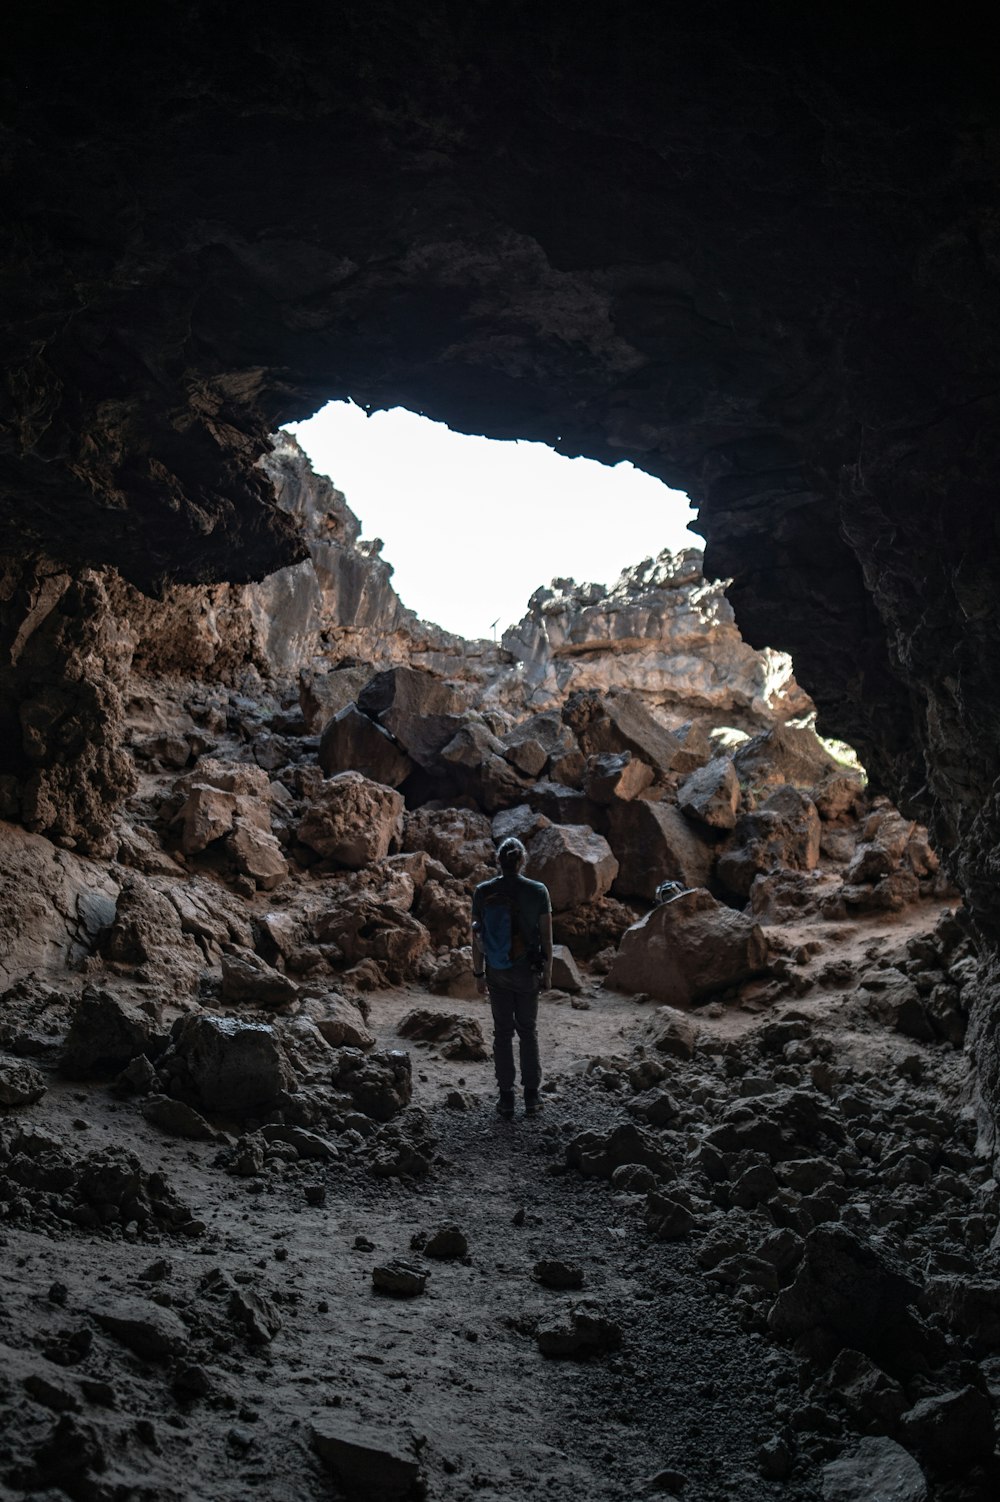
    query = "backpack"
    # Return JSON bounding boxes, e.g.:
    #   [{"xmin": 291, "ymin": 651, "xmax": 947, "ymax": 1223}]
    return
[{"xmin": 476, "ymin": 883, "xmax": 540, "ymax": 971}]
